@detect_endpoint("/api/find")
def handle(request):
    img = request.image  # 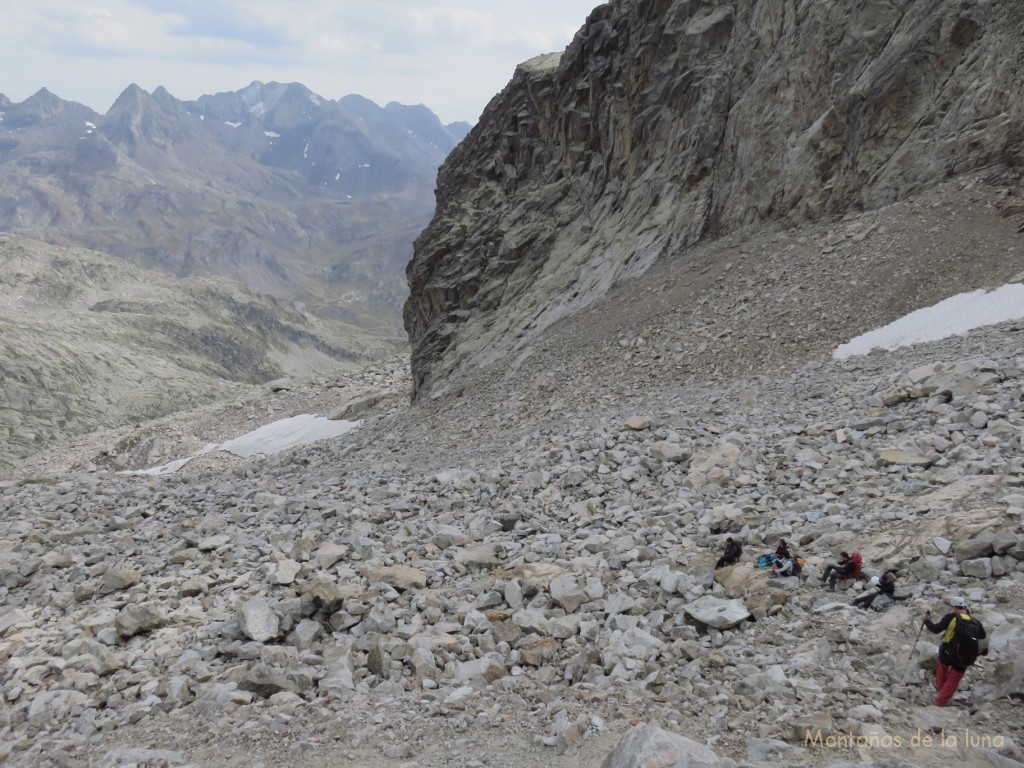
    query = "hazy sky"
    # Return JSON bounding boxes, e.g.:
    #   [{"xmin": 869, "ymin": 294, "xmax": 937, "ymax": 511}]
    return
[{"xmin": 0, "ymin": 1, "xmax": 601, "ymax": 125}]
